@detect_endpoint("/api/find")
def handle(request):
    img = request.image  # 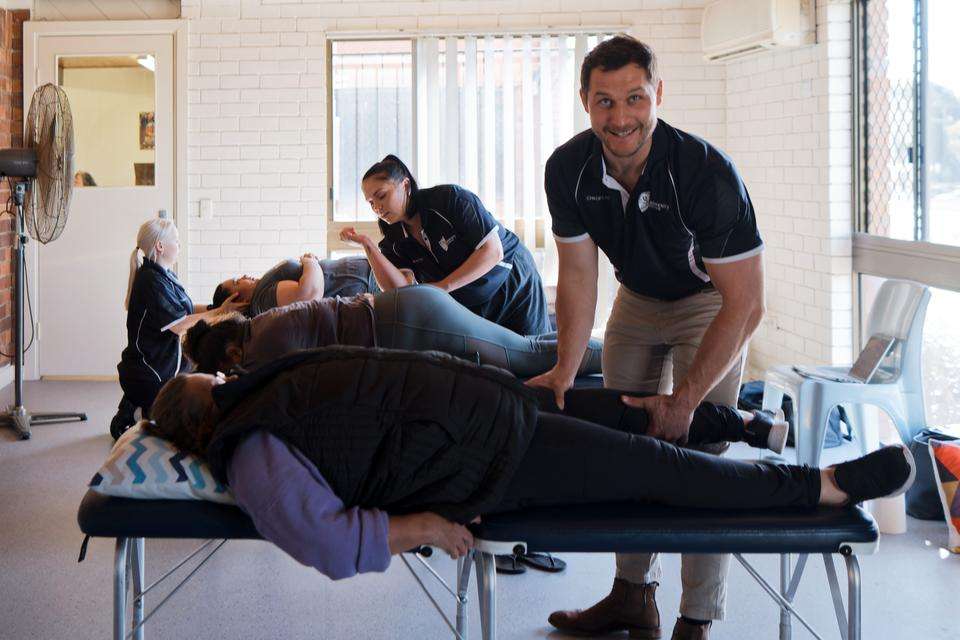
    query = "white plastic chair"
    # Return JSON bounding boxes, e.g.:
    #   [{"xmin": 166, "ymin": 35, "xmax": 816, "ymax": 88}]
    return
[{"xmin": 761, "ymin": 279, "xmax": 930, "ymax": 466}]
